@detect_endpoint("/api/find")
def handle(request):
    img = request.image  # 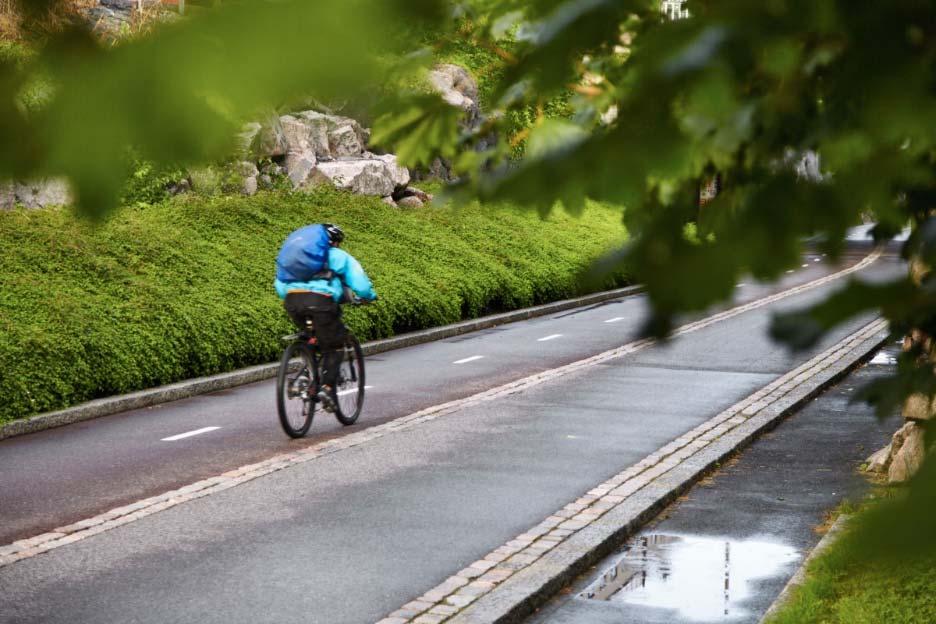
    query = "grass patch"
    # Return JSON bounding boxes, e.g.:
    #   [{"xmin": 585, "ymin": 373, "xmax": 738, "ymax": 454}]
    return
[
  {"xmin": 766, "ymin": 493, "xmax": 936, "ymax": 624},
  {"xmin": 0, "ymin": 187, "xmax": 629, "ymax": 424}
]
